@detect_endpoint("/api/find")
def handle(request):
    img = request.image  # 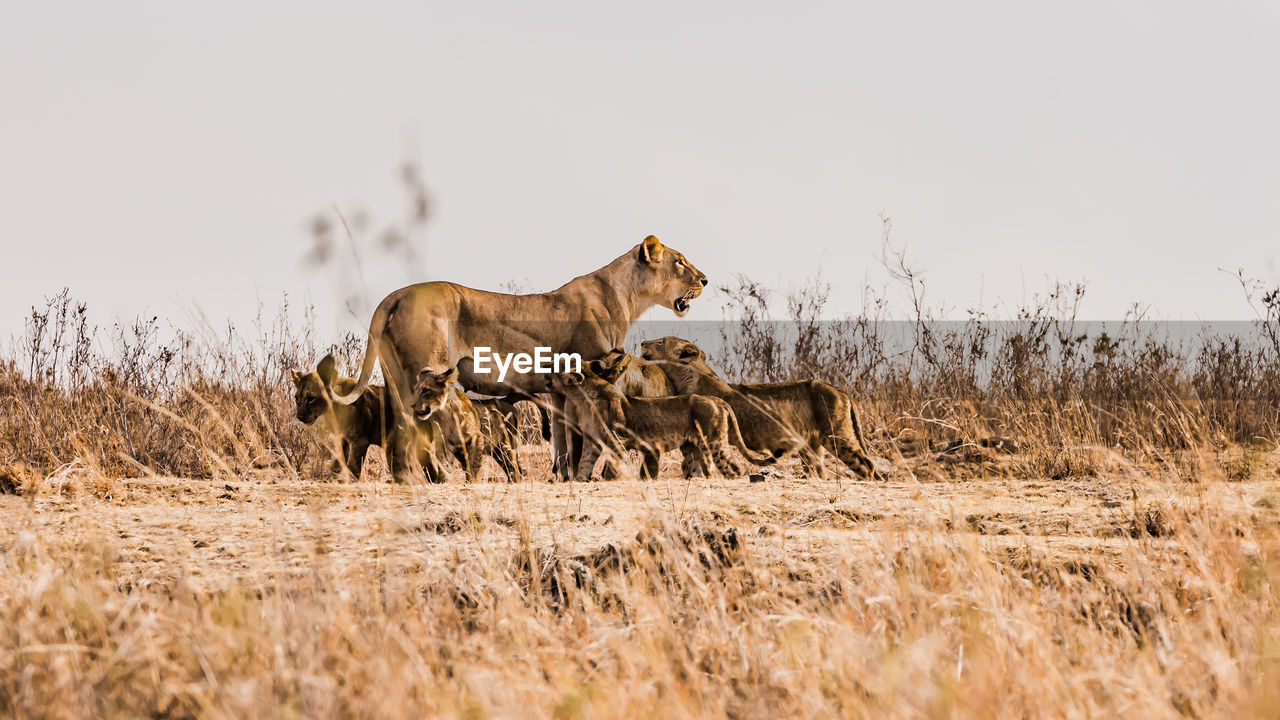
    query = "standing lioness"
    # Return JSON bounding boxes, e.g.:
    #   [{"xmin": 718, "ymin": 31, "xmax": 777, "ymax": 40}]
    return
[{"xmin": 335, "ymin": 236, "xmax": 707, "ymax": 483}]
